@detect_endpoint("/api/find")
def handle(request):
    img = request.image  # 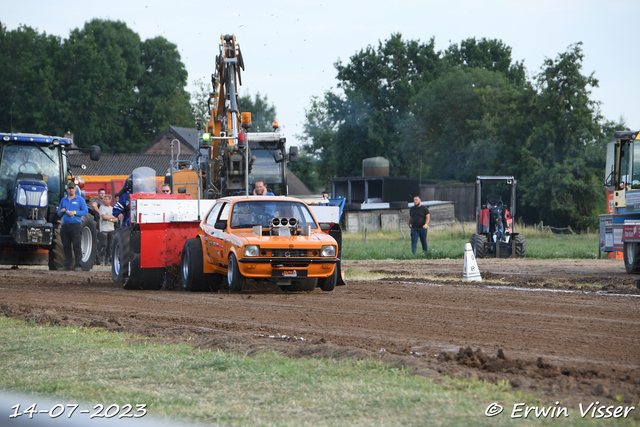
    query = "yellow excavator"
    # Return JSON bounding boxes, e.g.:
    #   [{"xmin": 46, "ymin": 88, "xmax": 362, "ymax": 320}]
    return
[{"xmin": 171, "ymin": 34, "xmax": 297, "ymax": 199}]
